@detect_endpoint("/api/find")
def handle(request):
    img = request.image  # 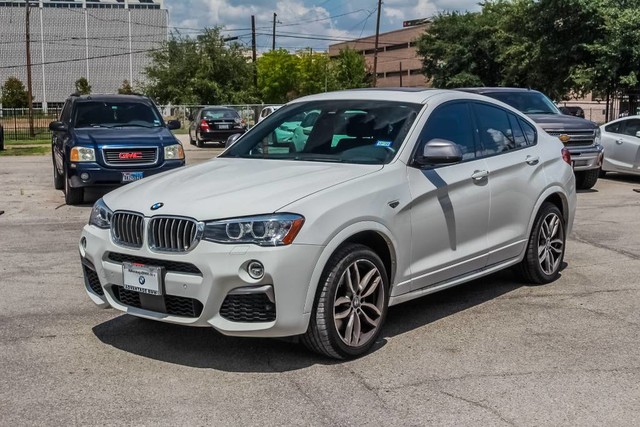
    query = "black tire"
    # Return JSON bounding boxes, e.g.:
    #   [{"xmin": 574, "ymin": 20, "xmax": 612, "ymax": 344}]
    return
[
  {"xmin": 195, "ymin": 132, "xmax": 205, "ymax": 148},
  {"xmin": 64, "ymin": 169, "xmax": 84, "ymax": 205},
  {"xmin": 518, "ymin": 202, "xmax": 566, "ymax": 284},
  {"xmin": 301, "ymin": 243, "xmax": 389, "ymax": 359},
  {"xmin": 53, "ymin": 155, "xmax": 63, "ymax": 190},
  {"xmin": 599, "ymin": 168, "xmax": 607, "ymax": 178},
  {"xmin": 575, "ymin": 168, "xmax": 599, "ymax": 190}
]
